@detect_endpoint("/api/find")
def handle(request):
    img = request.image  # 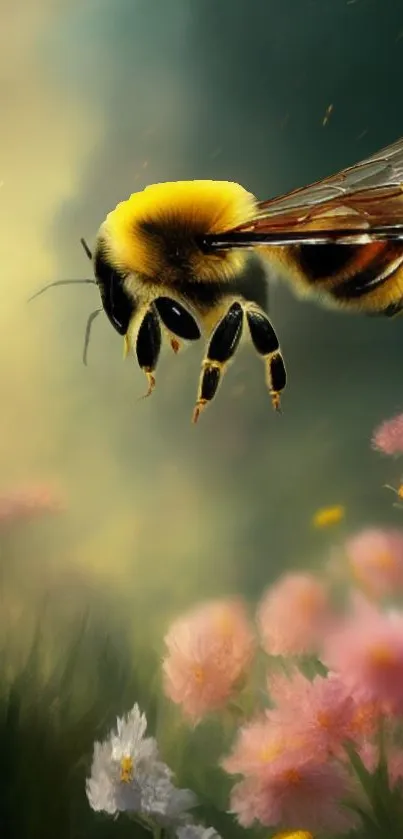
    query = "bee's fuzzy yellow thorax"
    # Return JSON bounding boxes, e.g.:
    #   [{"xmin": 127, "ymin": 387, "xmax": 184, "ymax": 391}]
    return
[{"xmin": 101, "ymin": 180, "xmax": 257, "ymax": 282}]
